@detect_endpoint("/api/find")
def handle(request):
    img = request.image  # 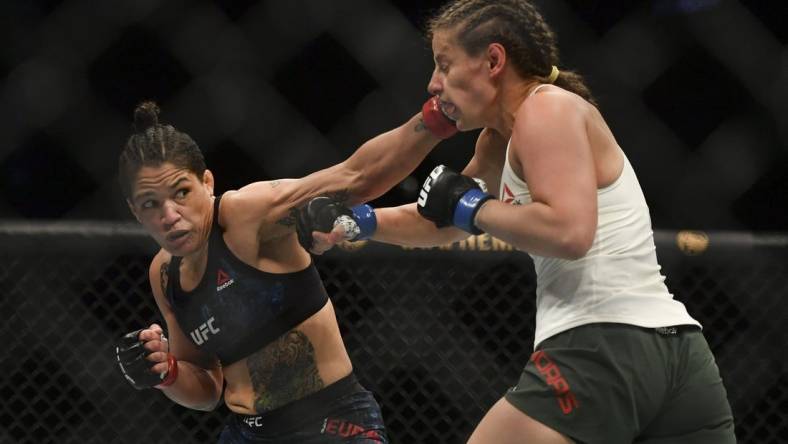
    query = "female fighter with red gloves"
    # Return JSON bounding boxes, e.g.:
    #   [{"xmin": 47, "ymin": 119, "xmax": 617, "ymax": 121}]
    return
[{"xmin": 113, "ymin": 96, "xmax": 456, "ymax": 443}]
